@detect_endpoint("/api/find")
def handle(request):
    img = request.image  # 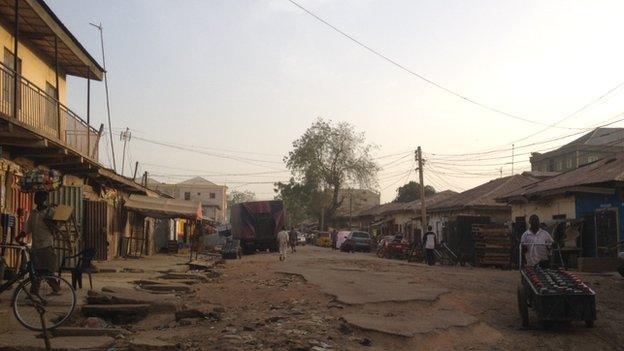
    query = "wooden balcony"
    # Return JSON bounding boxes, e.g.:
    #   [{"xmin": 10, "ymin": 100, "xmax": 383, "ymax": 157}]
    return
[{"xmin": 0, "ymin": 61, "xmax": 100, "ymax": 161}]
